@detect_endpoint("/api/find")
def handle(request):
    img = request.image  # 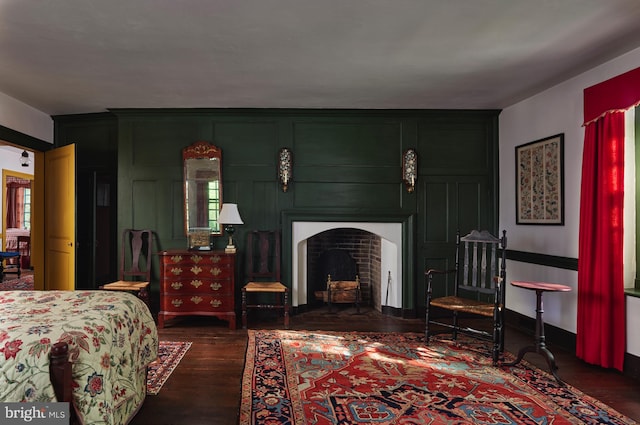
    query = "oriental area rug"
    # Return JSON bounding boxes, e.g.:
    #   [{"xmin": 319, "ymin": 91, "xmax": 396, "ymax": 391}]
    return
[
  {"xmin": 240, "ymin": 330, "xmax": 637, "ymax": 425},
  {"xmin": 0, "ymin": 273, "xmax": 34, "ymax": 290},
  {"xmin": 147, "ymin": 341, "xmax": 192, "ymax": 395}
]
